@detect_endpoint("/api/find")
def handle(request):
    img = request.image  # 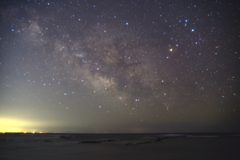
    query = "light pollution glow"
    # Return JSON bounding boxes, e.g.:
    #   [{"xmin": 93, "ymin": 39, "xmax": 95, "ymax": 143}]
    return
[{"xmin": 0, "ymin": 118, "xmax": 41, "ymax": 133}]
